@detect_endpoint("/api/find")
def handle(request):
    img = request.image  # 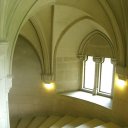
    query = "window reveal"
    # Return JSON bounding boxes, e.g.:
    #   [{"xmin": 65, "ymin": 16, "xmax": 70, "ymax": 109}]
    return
[{"xmin": 82, "ymin": 56, "xmax": 116, "ymax": 98}]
